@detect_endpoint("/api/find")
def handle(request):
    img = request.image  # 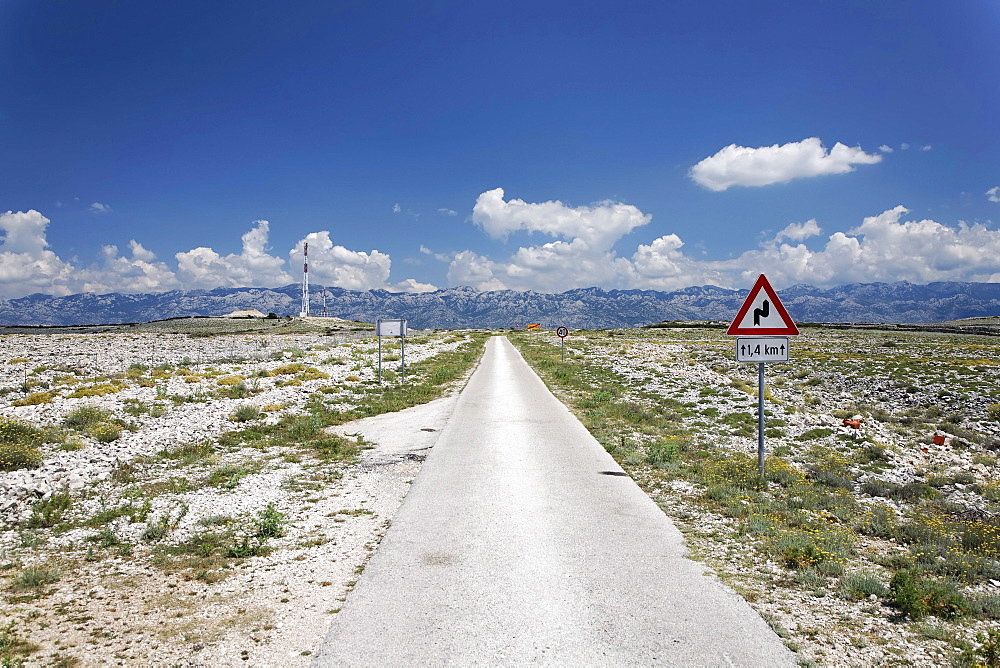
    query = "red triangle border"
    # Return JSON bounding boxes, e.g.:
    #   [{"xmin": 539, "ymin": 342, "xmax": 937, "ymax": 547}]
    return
[{"xmin": 726, "ymin": 274, "xmax": 799, "ymax": 336}]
